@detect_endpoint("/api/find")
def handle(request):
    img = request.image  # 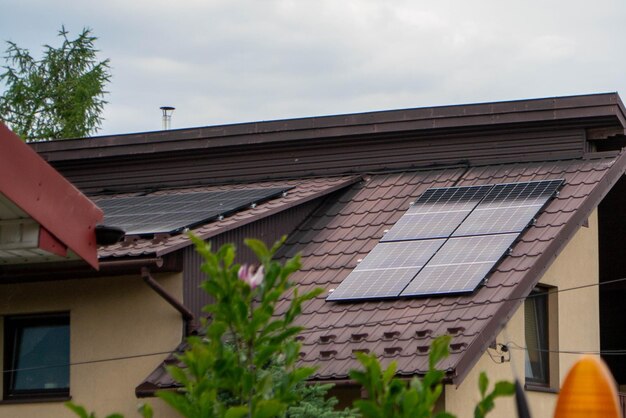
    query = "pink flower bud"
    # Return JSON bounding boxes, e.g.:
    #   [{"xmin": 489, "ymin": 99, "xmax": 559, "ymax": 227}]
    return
[{"xmin": 238, "ymin": 264, "xmax": 265, "ymax": 289}]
